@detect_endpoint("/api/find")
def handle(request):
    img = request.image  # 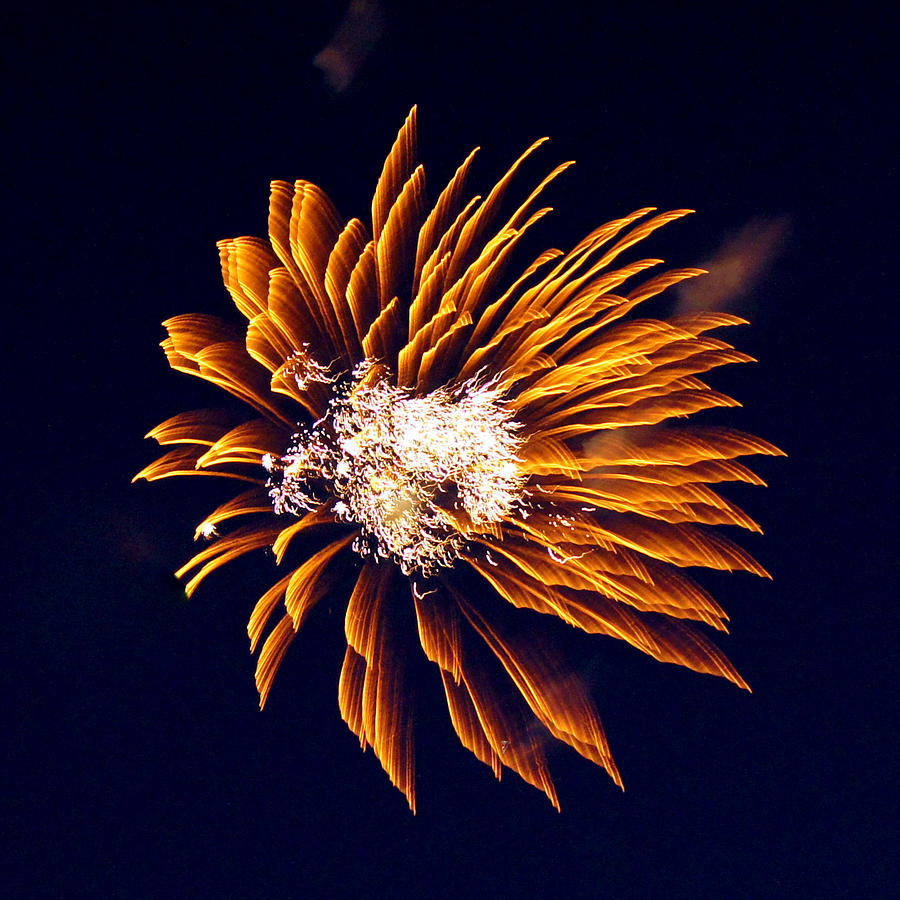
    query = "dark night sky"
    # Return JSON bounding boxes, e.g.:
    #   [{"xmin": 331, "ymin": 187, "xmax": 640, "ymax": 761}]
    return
[{"xmin": 6, "ymin": 2, "xmax": 896, "ymax": 897}]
